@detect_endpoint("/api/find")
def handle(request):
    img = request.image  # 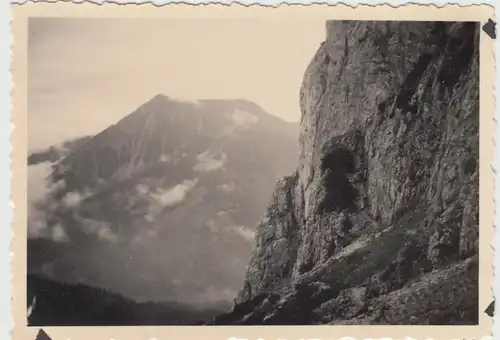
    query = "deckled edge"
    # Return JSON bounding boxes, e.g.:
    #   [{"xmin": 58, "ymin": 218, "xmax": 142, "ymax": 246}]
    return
[
  {"xmin": 5, "ymin": 1, "xmax": 13, "ymax": 340},
  {"xmin": 6, "ymin": 3, "xmax": 497, "ymax": 340},
  {"xmin": 7, "ymin": 0, "xmax": 498, "ymax": 10},
  {"xmin": 491, "ymin": 4, "xmax": 499, "ymax": 340}
]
